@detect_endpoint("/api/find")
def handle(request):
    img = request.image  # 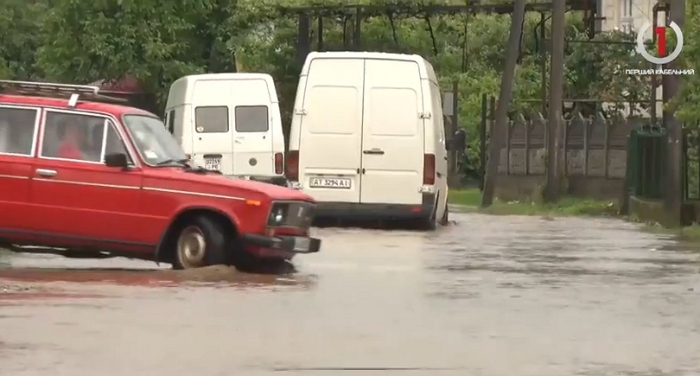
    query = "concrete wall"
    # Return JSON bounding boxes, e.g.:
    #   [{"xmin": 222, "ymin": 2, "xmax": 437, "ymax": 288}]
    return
[{"xmin": 493, "ymin": 112, "xmax": 647, "ymax": 202}]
